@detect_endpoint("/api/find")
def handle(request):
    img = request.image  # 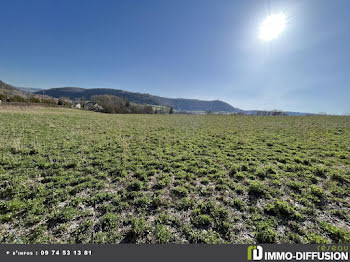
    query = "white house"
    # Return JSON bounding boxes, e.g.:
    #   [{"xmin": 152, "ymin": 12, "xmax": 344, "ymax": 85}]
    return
[{"xmin": 73, "ymin": 102, "xmax": 81, "ymax": 109}]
